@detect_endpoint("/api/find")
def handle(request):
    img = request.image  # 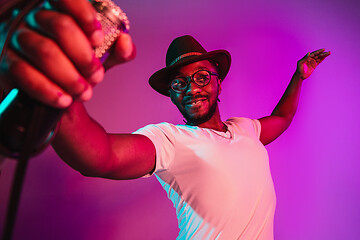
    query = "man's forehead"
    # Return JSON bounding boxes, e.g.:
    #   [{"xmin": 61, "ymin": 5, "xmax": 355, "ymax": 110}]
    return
[{"xmin": 174, "ymin": 60, "xmax": 216, "ymax": 75}]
